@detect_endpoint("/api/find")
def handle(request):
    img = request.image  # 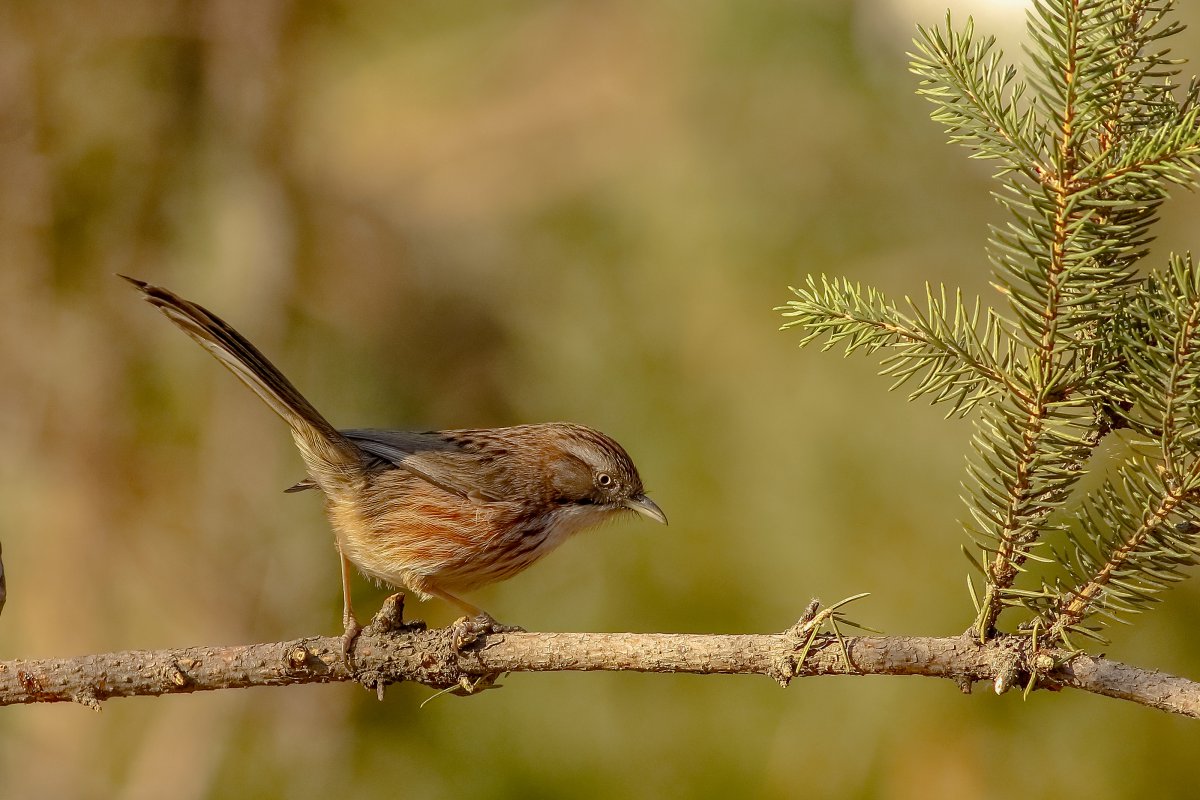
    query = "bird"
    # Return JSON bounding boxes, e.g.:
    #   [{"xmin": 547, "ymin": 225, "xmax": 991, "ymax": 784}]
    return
[{"xmin": 121, "ymin": 276, "xmax": 666, "ymax": 655}]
